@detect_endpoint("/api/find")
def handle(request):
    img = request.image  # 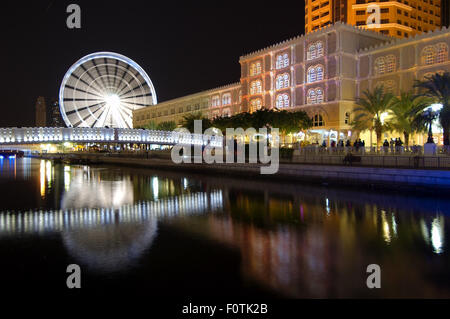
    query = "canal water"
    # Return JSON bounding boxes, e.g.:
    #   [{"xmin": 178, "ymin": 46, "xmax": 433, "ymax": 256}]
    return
[{"xmin": 0, "ymin": 158, "xmax": 449, "ymax": 298}]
